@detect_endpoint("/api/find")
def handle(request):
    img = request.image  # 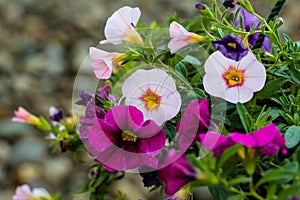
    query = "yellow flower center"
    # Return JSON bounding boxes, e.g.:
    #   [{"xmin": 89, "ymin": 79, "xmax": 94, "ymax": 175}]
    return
[
  {"xmin": 223, "ymin": 67, "xmax": 244, "ymax": 87},
  {"xmin": 227, "ymin": 42, "xmax": 237, "ymax": 49},
  {"xmin": 238, "ymin": 147, "xmax": 256, "ymax": 160},
  {"xmin": 122, "ymin": 130, "xmax": 137, "ymax": 142},
  {"xmin": 141, "ymin": 89, "xmax": 161, "ymax": 111}
]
